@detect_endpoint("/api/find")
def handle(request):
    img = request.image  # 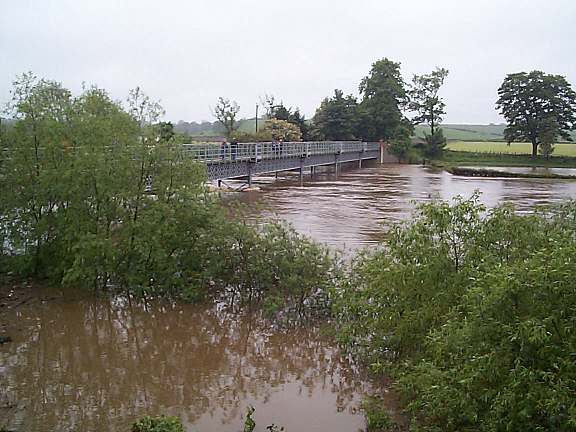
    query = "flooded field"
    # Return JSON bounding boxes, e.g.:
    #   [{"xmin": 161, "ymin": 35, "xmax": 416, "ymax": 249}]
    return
[{"xmin": 0, "ymin": 291, "xmax": 387, "ymax": 432}]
